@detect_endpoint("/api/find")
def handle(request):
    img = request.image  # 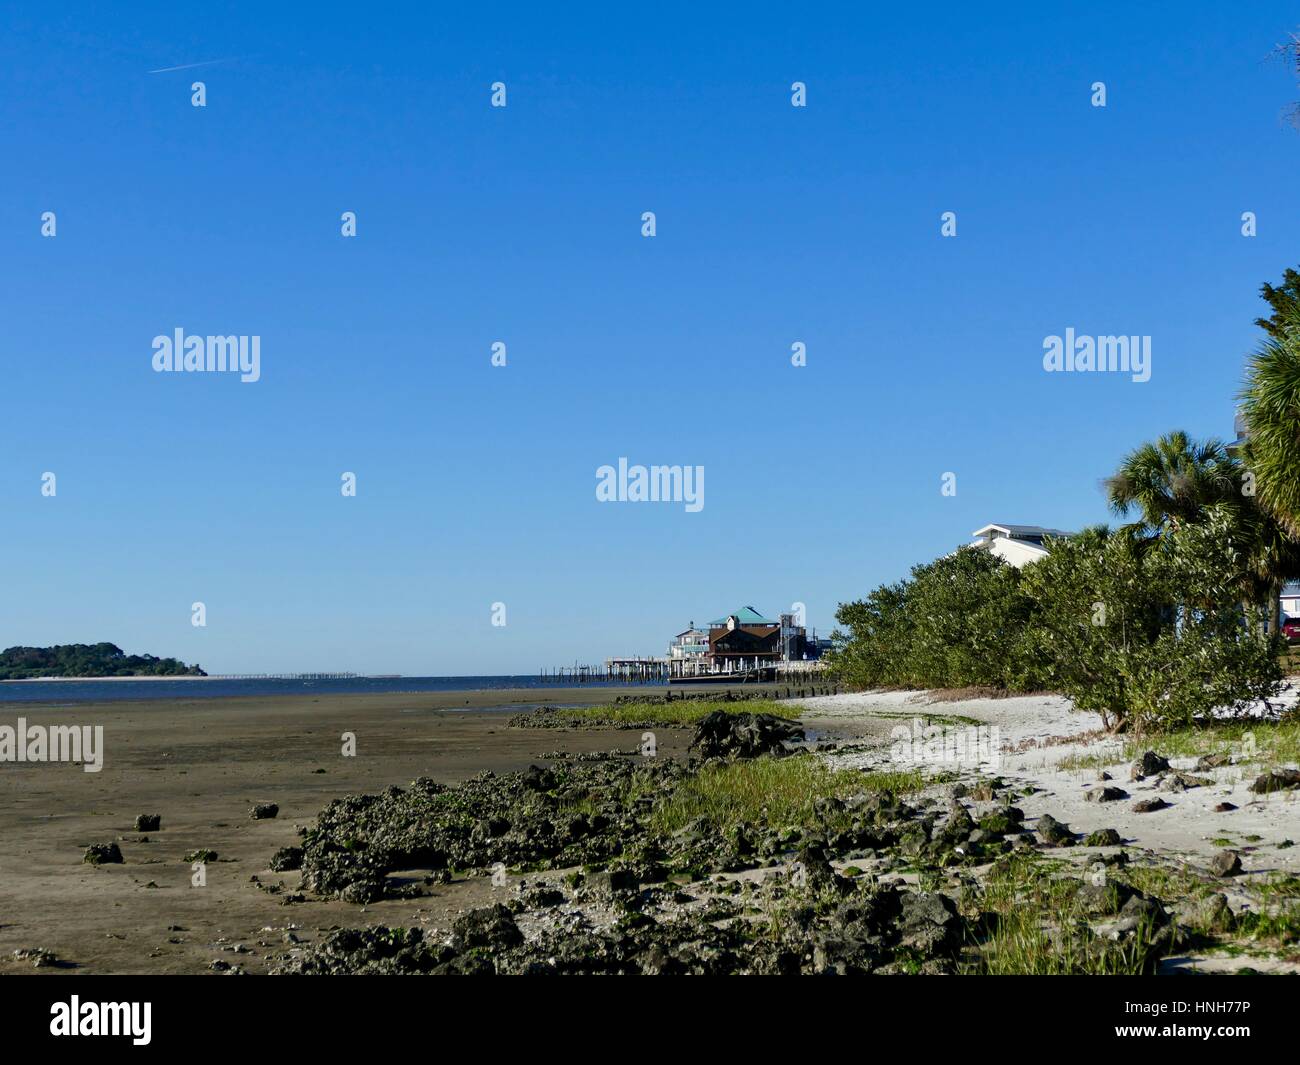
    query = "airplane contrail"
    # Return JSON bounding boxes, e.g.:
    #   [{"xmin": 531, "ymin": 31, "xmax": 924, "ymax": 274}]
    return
[{"xmin": 147, "ymin": 58, "xmax": 237, "ymax": 74}]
